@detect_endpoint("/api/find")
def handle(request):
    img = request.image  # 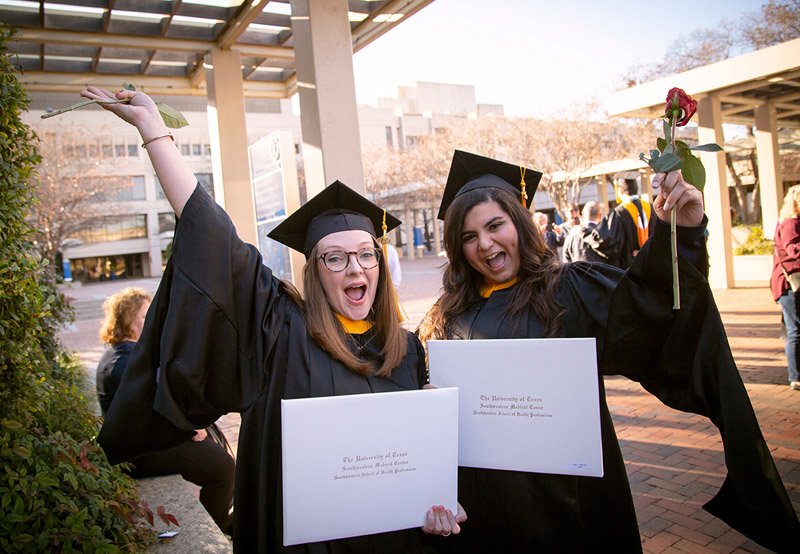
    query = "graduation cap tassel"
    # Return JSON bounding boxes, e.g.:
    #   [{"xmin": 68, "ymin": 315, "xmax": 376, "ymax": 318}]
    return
[
  {"xmin": 381, "ymin": 209, "xmax": 407, "ymax": 323},
  {"xmin": 519, "ymin": 167, "xmax": 528, "ymax": 206}
]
